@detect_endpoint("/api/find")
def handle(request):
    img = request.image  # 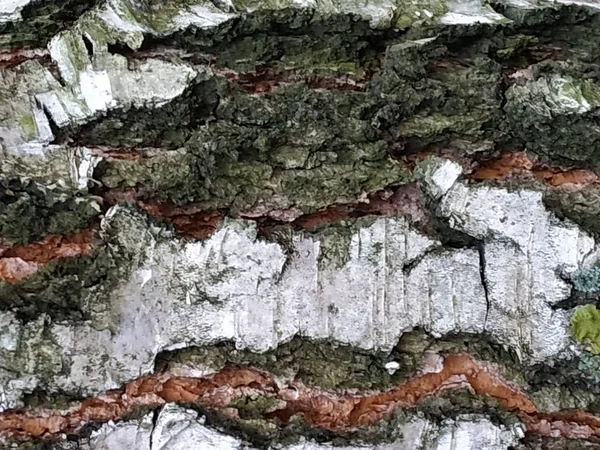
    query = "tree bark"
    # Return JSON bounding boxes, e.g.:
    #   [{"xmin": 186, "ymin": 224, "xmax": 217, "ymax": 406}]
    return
[{"xmin": 3, "ymin": 0, "xmax": 600, "ymax": 448}]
